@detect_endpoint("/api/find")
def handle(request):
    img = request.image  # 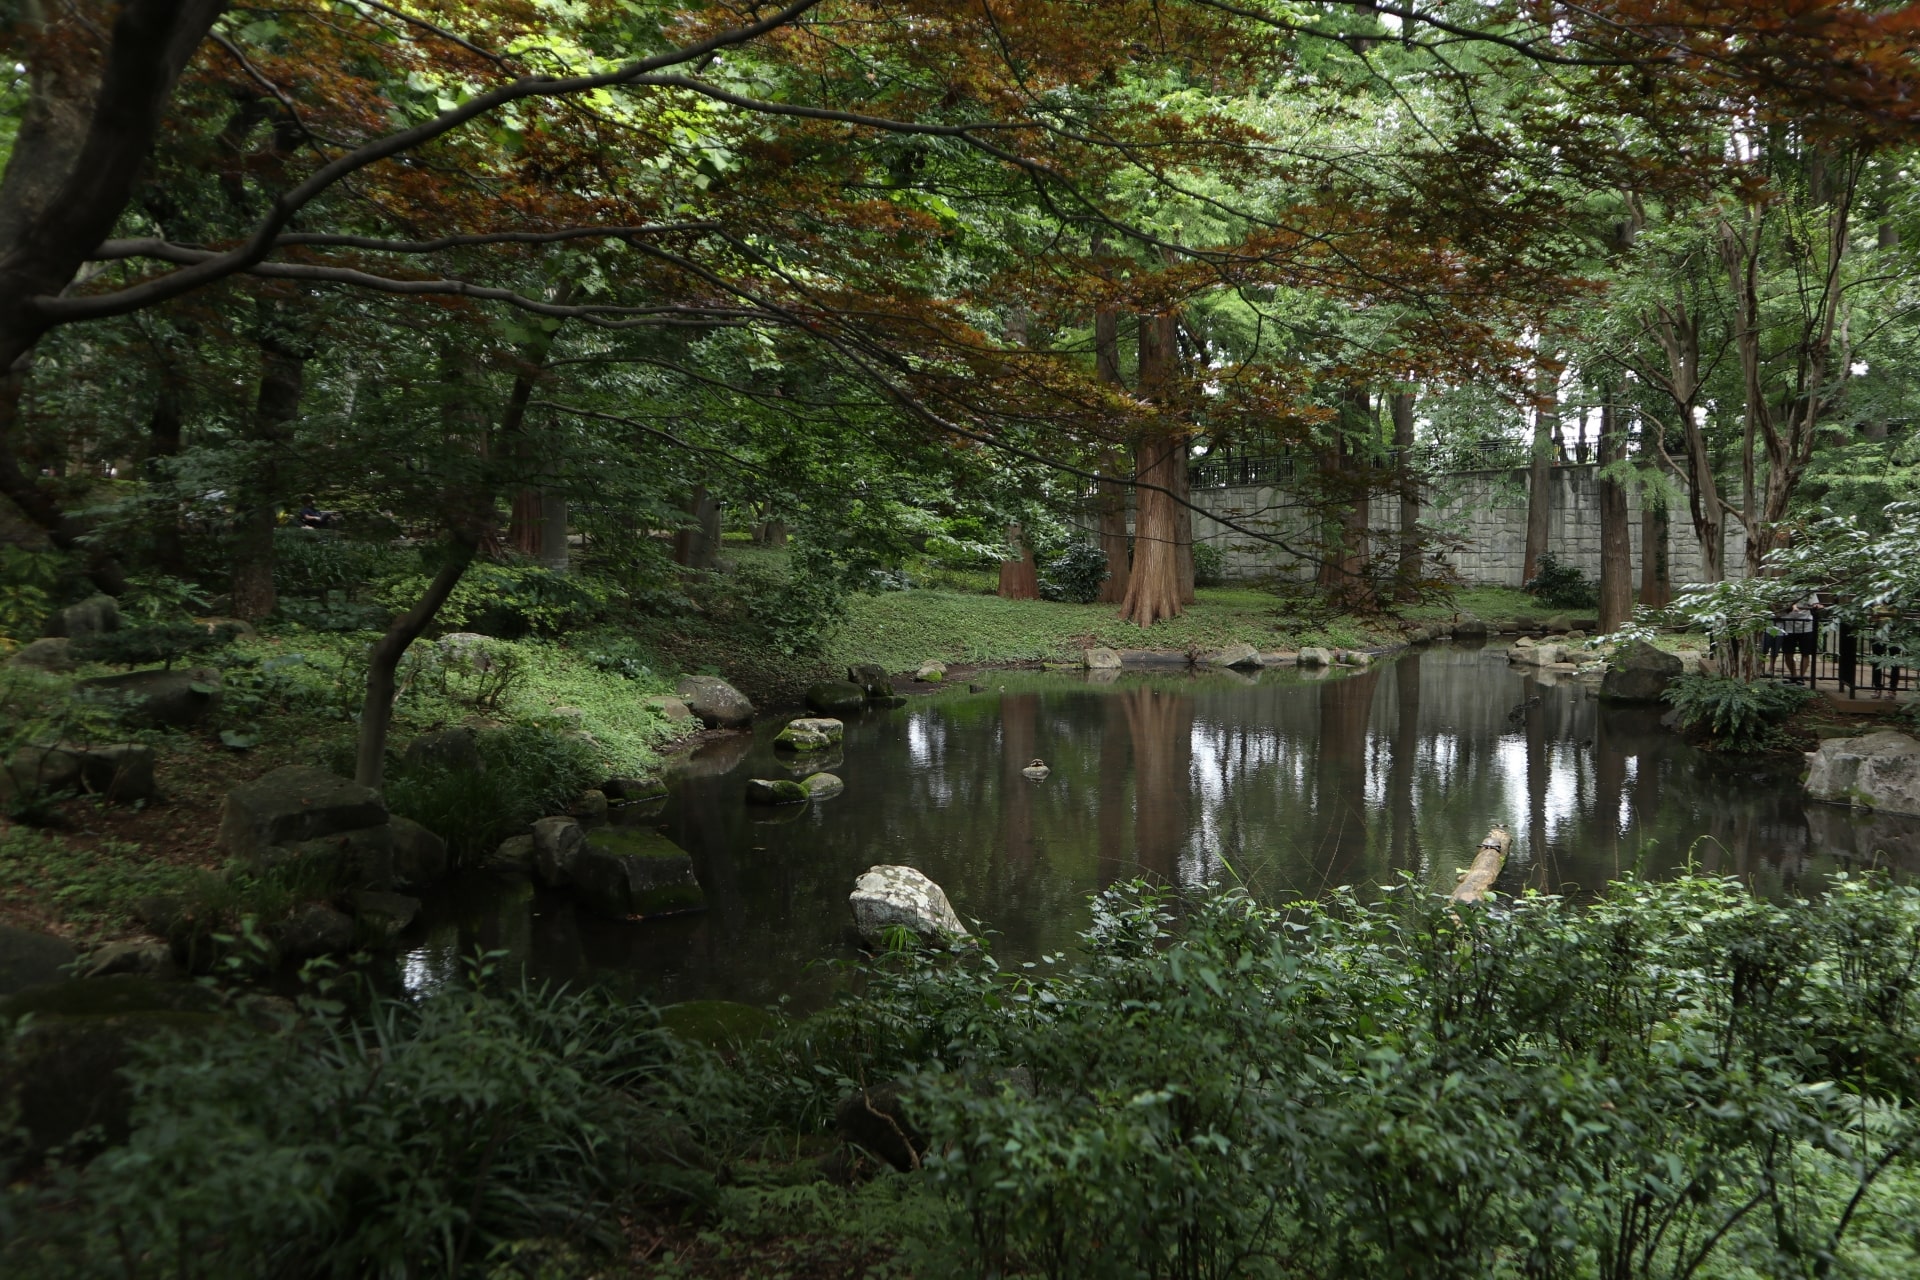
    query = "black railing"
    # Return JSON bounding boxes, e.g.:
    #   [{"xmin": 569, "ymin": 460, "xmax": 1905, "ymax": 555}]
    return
[{"xmin": 1713, "ymin": 615, "xmax": 1911, "ymax": 699}]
